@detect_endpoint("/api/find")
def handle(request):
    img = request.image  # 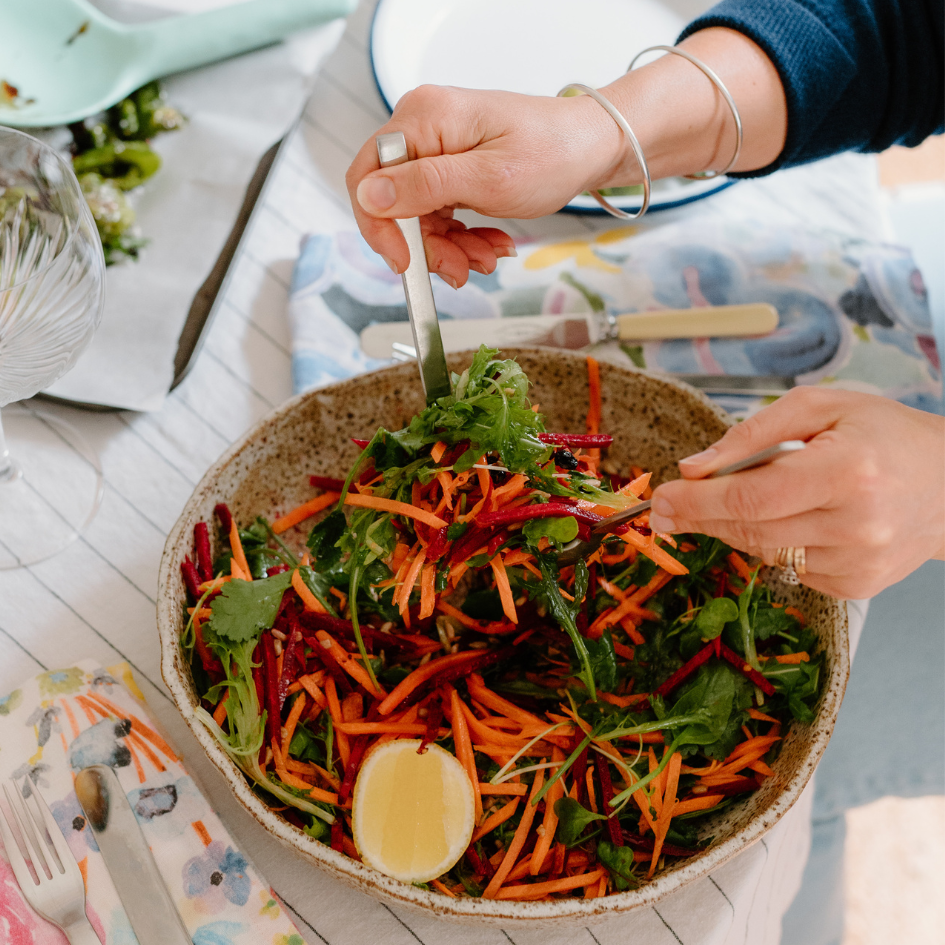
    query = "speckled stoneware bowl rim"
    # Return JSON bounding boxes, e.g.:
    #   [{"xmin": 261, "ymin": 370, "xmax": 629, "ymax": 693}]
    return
[{"xmin": 158, "ymin": 349, "xmax": 849, "ymax": 927}]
